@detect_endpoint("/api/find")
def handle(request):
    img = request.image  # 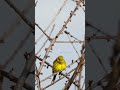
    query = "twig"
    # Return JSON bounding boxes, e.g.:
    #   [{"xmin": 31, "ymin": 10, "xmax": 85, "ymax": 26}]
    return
[
  {"xmin": 1, "ymin": 31, "xmax": 31, "ymax": 69},
  {"xmin": 35, "ymin": 0, "xmax": 69, "ymax": 43},
  {"xmin": 36, "ymin": 24, "xmax": 55, "ymax": 55},
  {"xmin": 63, "ymin": 44, "xmax": 85, "ymax": 90},
  {"xmin": 0, "ymin": 70, "xmax": 34, "ymax": 90},
  {"xmin": 64, "ymin": 31, "xmax": 82, "ymax": 42},
  {"xmin": 103, "ymin": 21, "xmax": 120, "ymax": 90},
  {"xmin": 14, "ymin": 49, "xmax": 35, "ymax": 90},
  {"xmin": 4, "ymin": 0, "xmax": 35, "ymax": 33},
  {"xmin": 35, "ymin": 23, "xmax": 51, "ymax": 40},
  {"xmin": 85, "ymin": 35, "xmax": 117, "ymax": 41},
  {"xmin": 0, "ymin": 1, "xmax": 34, "ymax": 43},
  {"xmin": 86, "ymin": 21, "xmax": 113, "ymax": 37},
  {"xmin": 88, "ymin": 43, "xmax": 108, "ymax": 74},
  {"xmin": 43, "ymin": 68, "xmax": 76, "ymax": 90},
  {"xmin": 36, "ymin": 56, "xmax": 79, "ymax": 87},
  {"xmin": 55, "ymin": 41, "xmax": 84, "ymax": 43},
  {"xmin": 67, "ymin": 34, "xmax": 80, "ymax": 57}
]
